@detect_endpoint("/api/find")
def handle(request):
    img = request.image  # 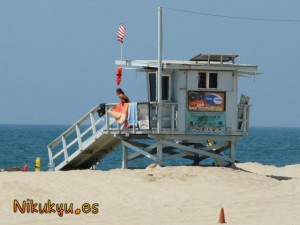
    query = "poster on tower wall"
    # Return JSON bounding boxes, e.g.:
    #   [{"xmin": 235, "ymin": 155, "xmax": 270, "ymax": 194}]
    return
[{"xmin": 188, "ymin": 91, "xmax": 225, "ymax": 112}]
